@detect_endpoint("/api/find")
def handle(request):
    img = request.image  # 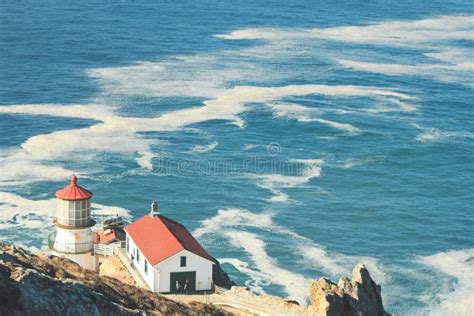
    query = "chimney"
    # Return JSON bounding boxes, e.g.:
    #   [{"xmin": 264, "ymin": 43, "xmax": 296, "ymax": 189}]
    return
[{"xmin": 150, "ymin": 201, "xmax": 159, "ymax": 217}]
